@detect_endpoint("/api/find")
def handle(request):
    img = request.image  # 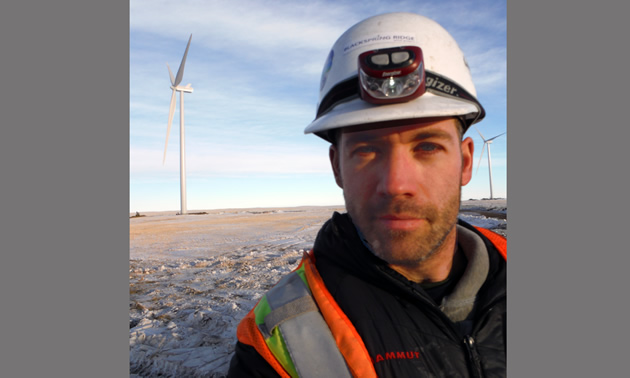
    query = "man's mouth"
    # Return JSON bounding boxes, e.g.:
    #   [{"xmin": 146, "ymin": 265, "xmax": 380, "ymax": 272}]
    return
[{"xmin": 377, "ymin": 214, "xmax": 426, "ymax": 231}]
